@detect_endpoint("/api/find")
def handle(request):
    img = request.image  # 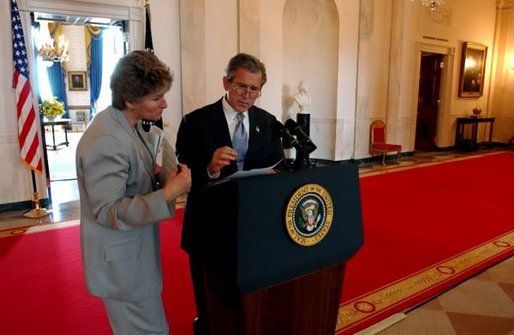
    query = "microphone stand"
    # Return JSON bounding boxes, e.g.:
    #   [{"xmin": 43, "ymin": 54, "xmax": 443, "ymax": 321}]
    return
[
  {"xmin": 273, "ymin": 119, "xmax": 316, "ymax": 170},
  {"xmin": 23, "ymin": 170, "xmax": 52, "ymax": 218},
  {"xmin": 292, "ymin": 146, "xmax": 316, "ymax": 170},
  {"xmin": 294, "ymin": 113, "xmax": 315, "ymax": 169}
]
